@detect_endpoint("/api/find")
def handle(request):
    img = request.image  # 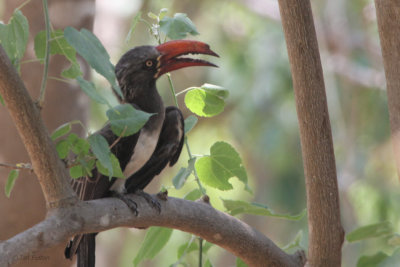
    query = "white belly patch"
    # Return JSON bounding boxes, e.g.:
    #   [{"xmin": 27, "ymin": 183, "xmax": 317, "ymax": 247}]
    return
[{"xmin": 111, "ymin": 126, "xmax": 162, "ymax": 192}]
